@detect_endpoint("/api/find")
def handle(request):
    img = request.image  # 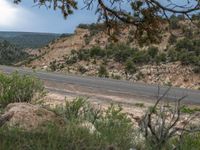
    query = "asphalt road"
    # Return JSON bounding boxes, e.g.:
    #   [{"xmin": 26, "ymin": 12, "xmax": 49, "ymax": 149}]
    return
[{"xmin": 0, "ymin": 65, "xmax": 199, "ymax": 104}]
